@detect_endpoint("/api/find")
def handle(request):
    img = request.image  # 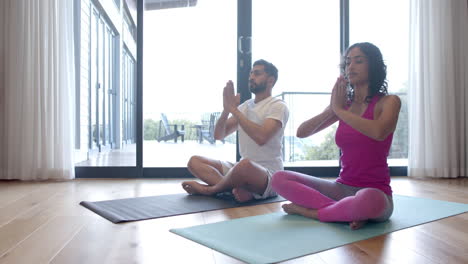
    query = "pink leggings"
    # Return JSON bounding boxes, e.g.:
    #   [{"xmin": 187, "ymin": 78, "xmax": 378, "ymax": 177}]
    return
[{"xmin": 271, "ymin": 170, "xmax": 393, "ymax": 222}]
